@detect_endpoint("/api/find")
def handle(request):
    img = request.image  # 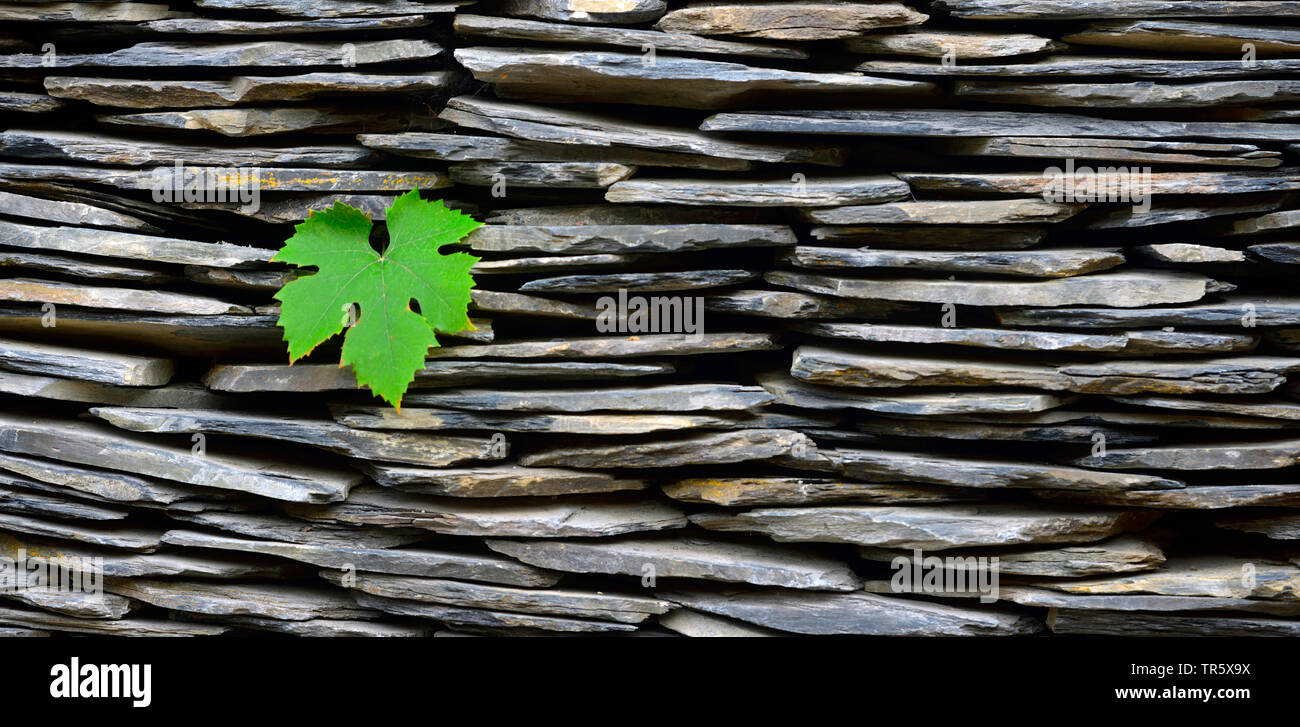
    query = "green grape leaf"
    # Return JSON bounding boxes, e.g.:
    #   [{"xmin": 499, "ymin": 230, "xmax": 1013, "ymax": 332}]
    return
[{"xmin": 271, "ymin": 190, "xmax": 481, "ymax": 408}]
